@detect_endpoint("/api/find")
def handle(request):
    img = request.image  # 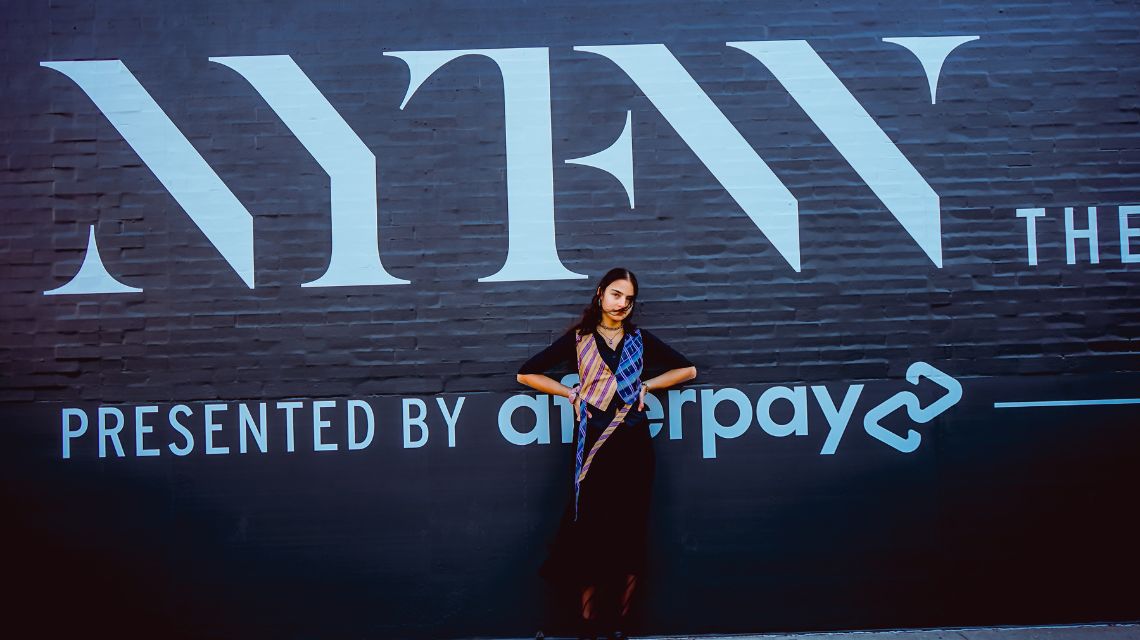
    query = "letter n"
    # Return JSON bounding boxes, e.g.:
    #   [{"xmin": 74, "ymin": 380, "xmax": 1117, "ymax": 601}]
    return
[{"xmin": 41, "ymin": 60, "xmax": 254, "ymax": 292}]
